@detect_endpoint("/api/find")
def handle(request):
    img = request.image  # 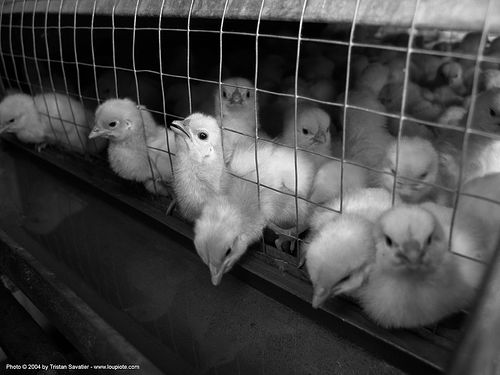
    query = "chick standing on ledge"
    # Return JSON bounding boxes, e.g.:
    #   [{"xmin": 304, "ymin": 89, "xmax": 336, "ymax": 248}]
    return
[
  {"xmin": 0, "ymin": 92, "xmax": 101, "ymax": 153},
  {"xmin": 90, "ymin": 98, "xmax": 176, "ymax": 197}
]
